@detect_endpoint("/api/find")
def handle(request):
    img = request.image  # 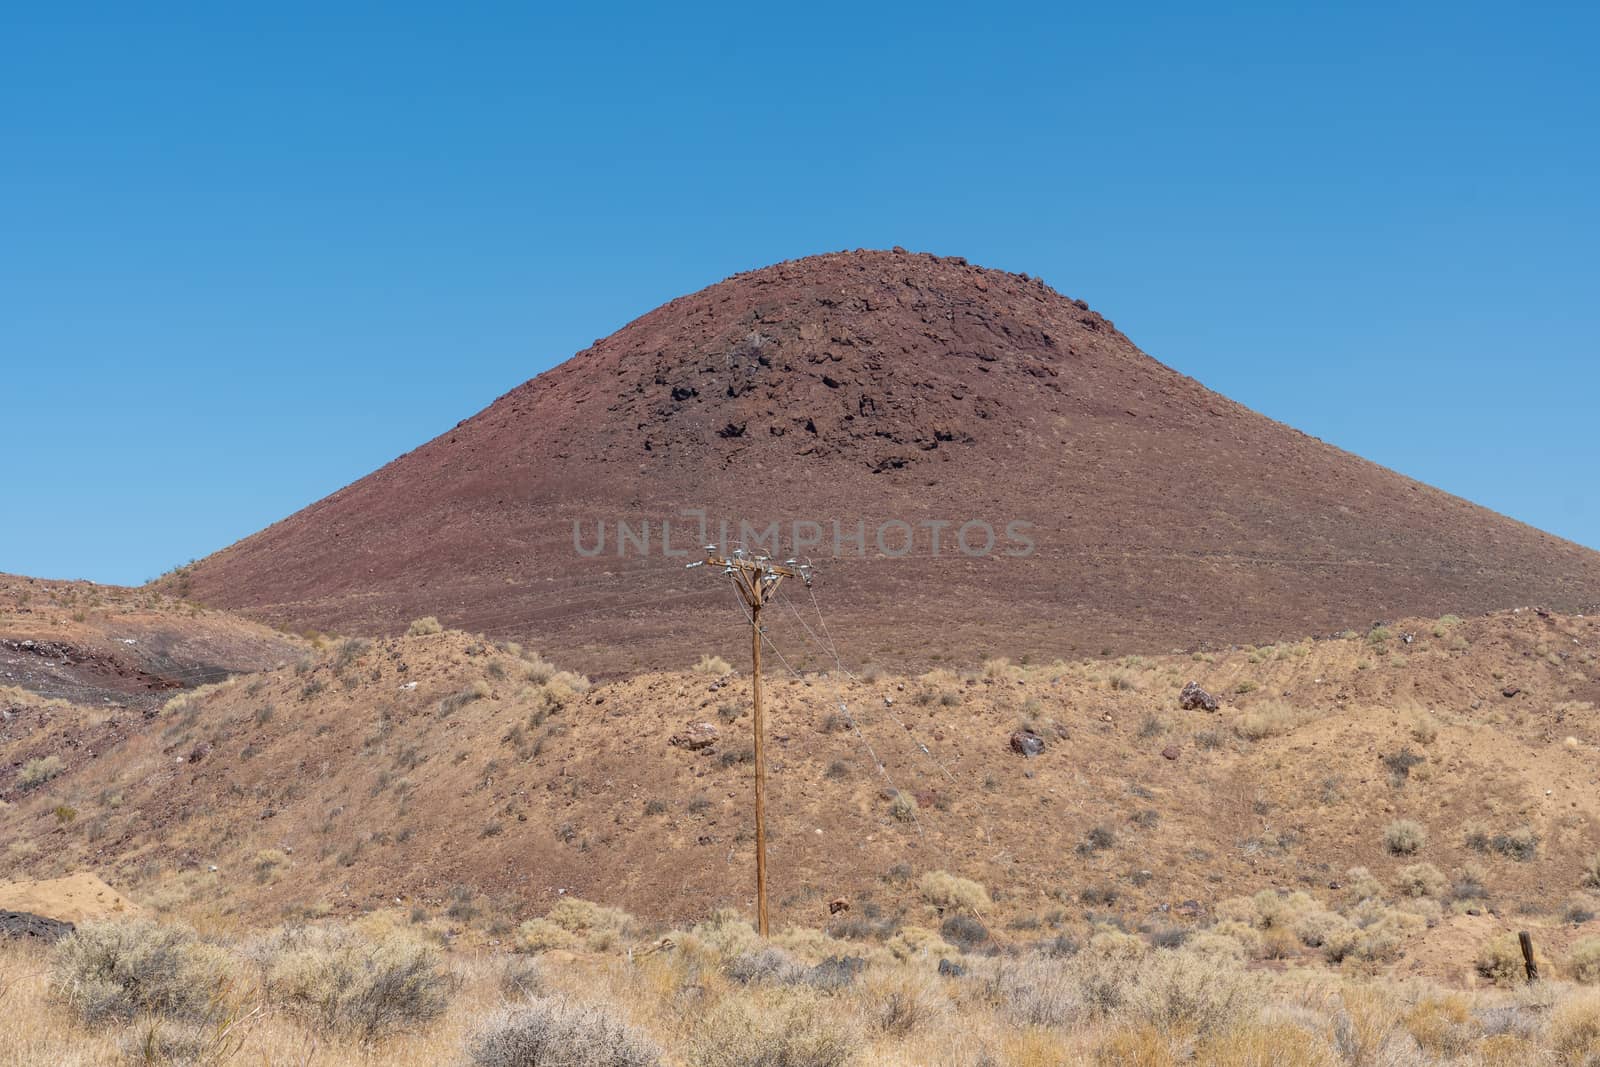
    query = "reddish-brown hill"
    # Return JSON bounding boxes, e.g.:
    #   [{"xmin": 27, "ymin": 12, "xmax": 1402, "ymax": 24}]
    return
[{"xmin": 175, "ymin": 249, "xmax": 1600, "ymax": 673}]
